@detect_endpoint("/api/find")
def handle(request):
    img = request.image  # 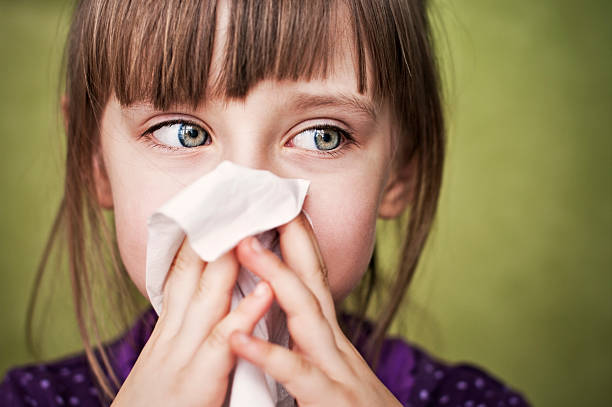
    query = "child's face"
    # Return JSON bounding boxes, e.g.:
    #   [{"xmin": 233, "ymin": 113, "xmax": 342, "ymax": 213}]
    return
[{"xmin": 96, "ymin": 14, "xmax": 405, "ymax": 301}]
